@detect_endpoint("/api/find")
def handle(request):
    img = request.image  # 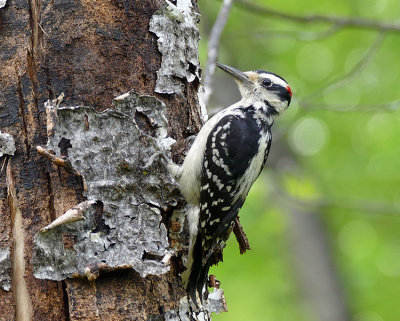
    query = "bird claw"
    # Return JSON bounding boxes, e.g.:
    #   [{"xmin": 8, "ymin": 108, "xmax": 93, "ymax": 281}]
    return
[
  {"xmin": 140, "ymin": 151, "xmax": 170, "ymax": 170},
  {"xmin": 185, "ymin": 134, "xmax": 197, "ymax": 145}
]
